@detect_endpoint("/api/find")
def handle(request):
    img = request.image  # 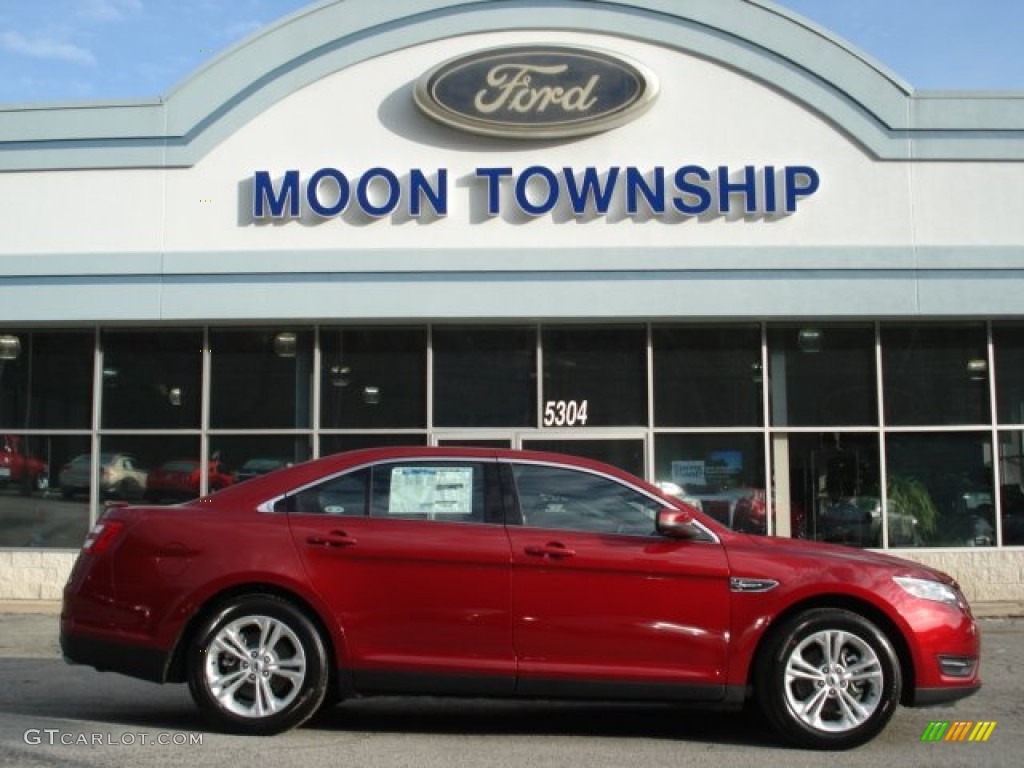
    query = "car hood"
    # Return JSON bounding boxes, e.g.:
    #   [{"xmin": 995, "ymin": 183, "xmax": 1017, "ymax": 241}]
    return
[{"xmin": 723, "ymin": 532, "xmax": 956, "ymax": 586}]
